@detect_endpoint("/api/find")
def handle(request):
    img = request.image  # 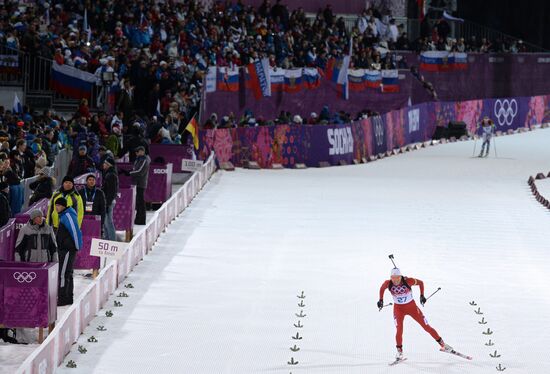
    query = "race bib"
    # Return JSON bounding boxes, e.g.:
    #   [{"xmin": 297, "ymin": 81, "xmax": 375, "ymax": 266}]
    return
[{"xmin": 392, "ymin": 293, "xmax": 413, "ymax": 304}]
